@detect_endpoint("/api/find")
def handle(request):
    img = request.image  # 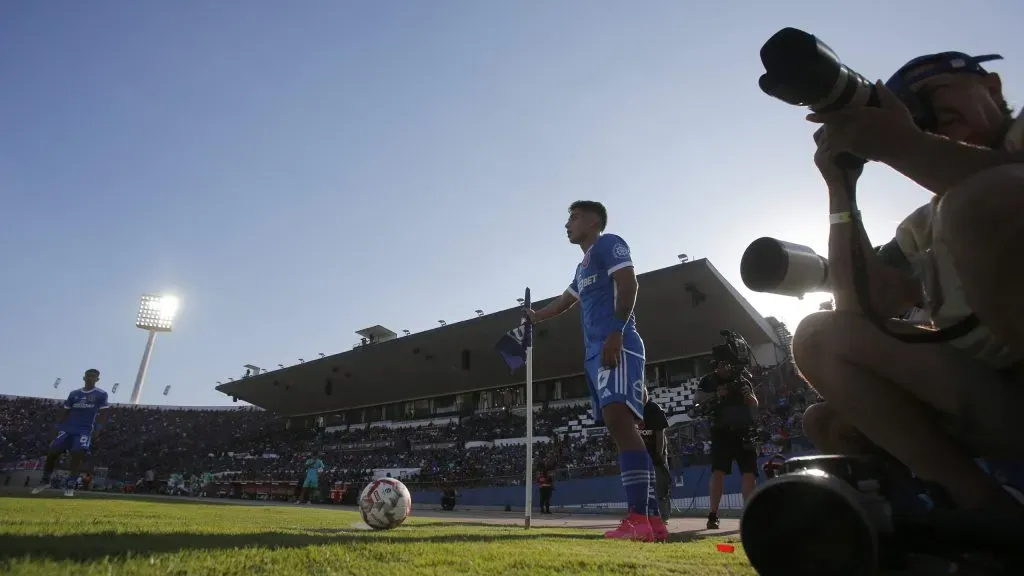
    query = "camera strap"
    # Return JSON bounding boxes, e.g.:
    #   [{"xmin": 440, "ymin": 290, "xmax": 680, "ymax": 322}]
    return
[{"xmin": 844, "ymin": 171, "xmax": 980, "ymax": 344}]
